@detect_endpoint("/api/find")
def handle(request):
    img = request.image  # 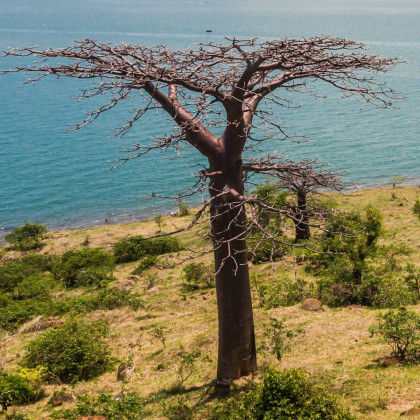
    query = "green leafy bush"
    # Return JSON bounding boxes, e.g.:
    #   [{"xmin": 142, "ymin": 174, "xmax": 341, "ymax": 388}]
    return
[
  {"xmin": 0, "ymin": 368, "xmax": 44, "ymax": 411},
  {"xmin": 162, "ymin": 396, "xmax": 196, "ymax": 420},
  {"xmin": 182, "ymin": 263, "xmax": 215, "ymax": 291},
  {"xmin": 177, "ymin": 200, "xmax": 190, "ymax": 217},
  {"xmin": 14, "ymin": 274, "xmax": 56, "ymax": 300},
  {"xmin": 310, "ymin": 206, "xmax": 389, "ymax": 306},
  {"xmin": 114, "ymin": 235, "xmax": 183, "ymax": 263},
  {"xmin": 211, "ymin": 368, "xmax": 354, "ymax": 419},
  {"xmin": 262, "ymin": 318, "xmax": 305, "ymax": 362},
  {"xmin": 254, "ymin": 181, "xmax": 289, "ymax": 229},
  {"xmin": 5, "ymin": 414, "xmax": 29, "ymax": 420},
  {"xmin": 369, "ymin": 307, "xmax": 420, "ymax": 362},
  {"xmin": 52, "ymin": 249, "xmax": 115, "ymax": 287},
  {"xmin": 0, "ymin": 299, "xmax": 54, "ymax": 332},
  {"xmin": 246, "ymin": 181, "xmax": 289, "ymax": 263},
  {"xmin": 51, "ymin": 391, "xmax": 144, "ymax": 420},
  {"xmin": 22, "ymin": 320, "xmax": 110, "ymax": 384},
  {"xmin": 413, "ymin": 199, "xmax": 420, "ymax": 219},
  {"xmin": 0, "ymin": 255, "xmax": 56, "ymax": 293},
  {"xmin": 132, "ymin": 255, "xmax": 158, "ymax": 275},
  {"xmin": 5, "ymin": 223, "xmax": 47, "ymax": 251},
  {"xmin": 405, "ymin": 264, "xmax": 420, "ymax": 299},
  {"xmin": 258, "ymin": 277, "xmax": 311, "ymax": 308},
  {"xmin": 54, "ymin": 288, "xmax": 143, "ymax": 314},
  {"xmin": 247, "ymin": 232, "xmax": 288, "ymax": 264}
]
